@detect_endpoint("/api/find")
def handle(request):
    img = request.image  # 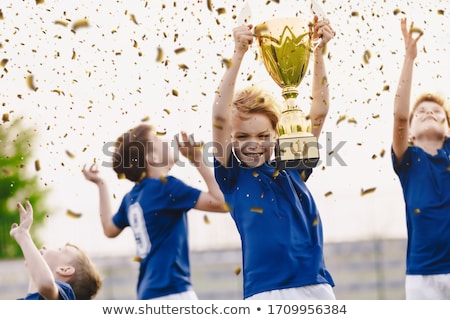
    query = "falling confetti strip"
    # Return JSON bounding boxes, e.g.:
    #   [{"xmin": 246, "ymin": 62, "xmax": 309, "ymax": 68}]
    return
[
  {"xmin": 203, "ymin": 214, "xmax": 210, "ymax": 224},
  {"xmin": 71, "ymin": 19, "xmax": 90, "ymax": 31},
  {"xmin": 2, "ymin": 113, "xmax": 9, "ymax": 122},
  {"xmin": 360, "ymin": 187, "xmax": 377, "ymax": 196},
  {"xmin": 34, "ymin": 160, "xmax": 41, "ymax": 171},
  {"xmin": 250, "ymin": 207, "xmax": 263, "ymax": 214},
  {"xmin": 233, "ymin": 266, "xmax": 241, "ymax": 275},
  {"xmin": 66, "ymin": 209, "xmax": 82, "ymax": 218},
  {"xmin": 65, "ymin": 150, "xmax": 75, "ymax": 159},
  {"xmin": 26, "ymin": 75, "xmax": 37, "ymax": 91}
]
